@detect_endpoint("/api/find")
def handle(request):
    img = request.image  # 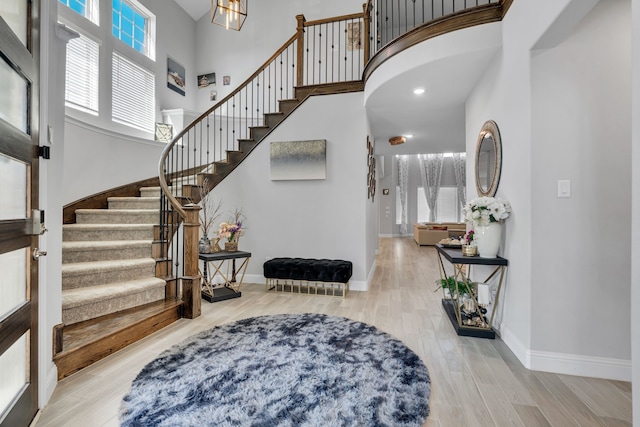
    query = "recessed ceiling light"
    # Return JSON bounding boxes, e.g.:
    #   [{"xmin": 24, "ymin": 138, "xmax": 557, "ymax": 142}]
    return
[
  {"xmin": 403, "ymin": 134, "xmax": 414, "ymax": 138},
  {"xmin": 413, "ymin": 88, "xmax": 425, "ymax": 95}
]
